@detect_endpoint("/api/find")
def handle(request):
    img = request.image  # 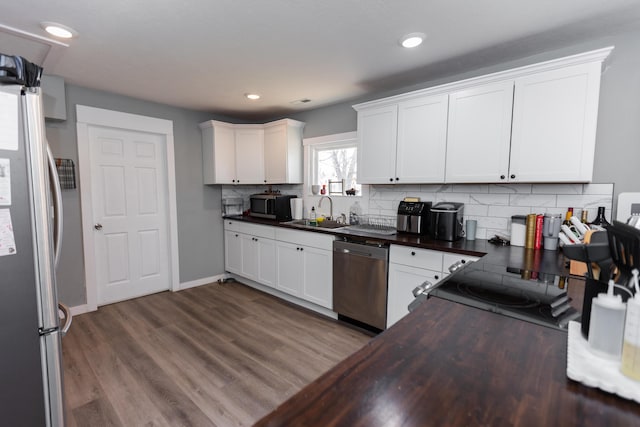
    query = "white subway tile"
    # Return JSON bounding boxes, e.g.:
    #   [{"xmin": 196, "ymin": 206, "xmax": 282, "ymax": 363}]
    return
[
  {"xmin": 451, "ymin": 184, "xmax": 489, "ymax": 193},
  {"xmin": 509, "ymin": 194, "xmax": 557, "ymax": 207},
  {"xmin": 470, "ymin": 193, "xmax": 510, "ymax": 206},
  {"xmin": 369, "ymin": 199, "xmax": 396, "ymax": 211},
  {"xmin": 420, "ymin": 184, "xmax": 452, "ymax": 193},
  {"xmin": 582, "ymin": 183, "xmax": 614, "ymax": 195},
  {"xmin": 531, "ymin": 184, "xmax": 582, "ymax": 194},
  {"xmin": 477, "ymin": 216, "xmax": 509, "ymax": 229},
  {"xmin": 489, "ymin": 184, "xmax": 532, "ymax": 194},
  {"xmin": 487, "ymin": 205, "xmax": 533, "ymax": 218},
  {"xmin": 435, "ymin": 193, "xmax": 470, "ymax": 204},
  {"xmin": 464, "ymin": 204, "xmax": 489, "ymax": 216},
  {"xmin": 556, "ymin": 195, "xmax": 613, "ymax": 210}
]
